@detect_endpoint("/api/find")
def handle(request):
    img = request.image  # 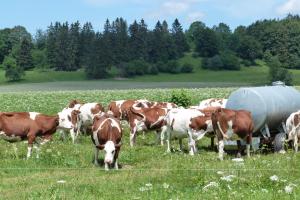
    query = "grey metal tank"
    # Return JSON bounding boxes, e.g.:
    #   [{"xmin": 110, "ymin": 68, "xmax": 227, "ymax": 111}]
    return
[{"xmin": 226, "ymin": 85, "xmax": 300, "ymax": 134}]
